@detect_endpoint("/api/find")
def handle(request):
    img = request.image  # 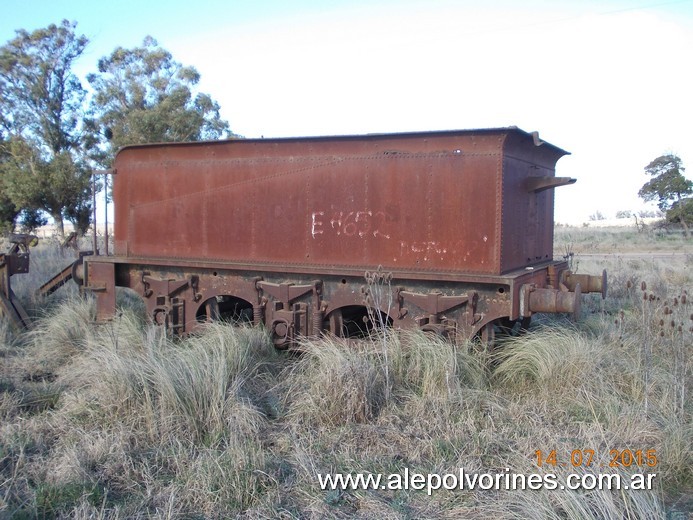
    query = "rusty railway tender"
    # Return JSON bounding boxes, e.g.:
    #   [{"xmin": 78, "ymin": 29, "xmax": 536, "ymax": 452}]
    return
[{"xmin": 49, "ymin": 127, "xmax": 606, "ymax": 345}]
